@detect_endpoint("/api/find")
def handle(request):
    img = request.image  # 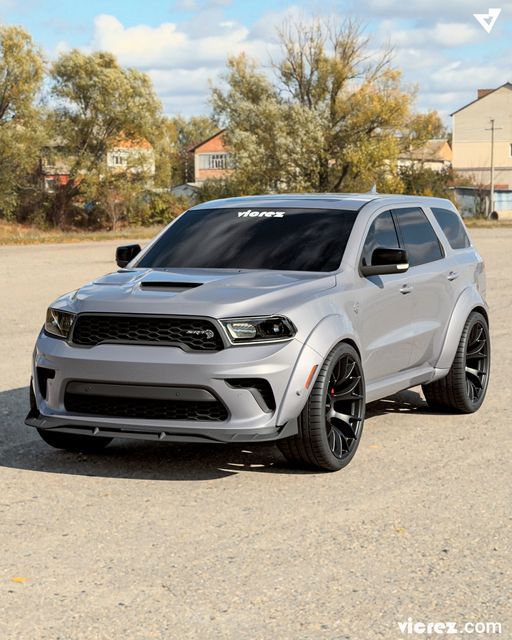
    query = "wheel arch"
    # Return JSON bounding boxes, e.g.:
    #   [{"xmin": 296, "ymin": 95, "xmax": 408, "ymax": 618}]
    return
[
  {"xmin": 435, "ymin": 287, "xmax": 489, "ymax": 372},
  {"xmin": 276, "ymin": 315, "xmax": 362, "ymax": 425}
]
